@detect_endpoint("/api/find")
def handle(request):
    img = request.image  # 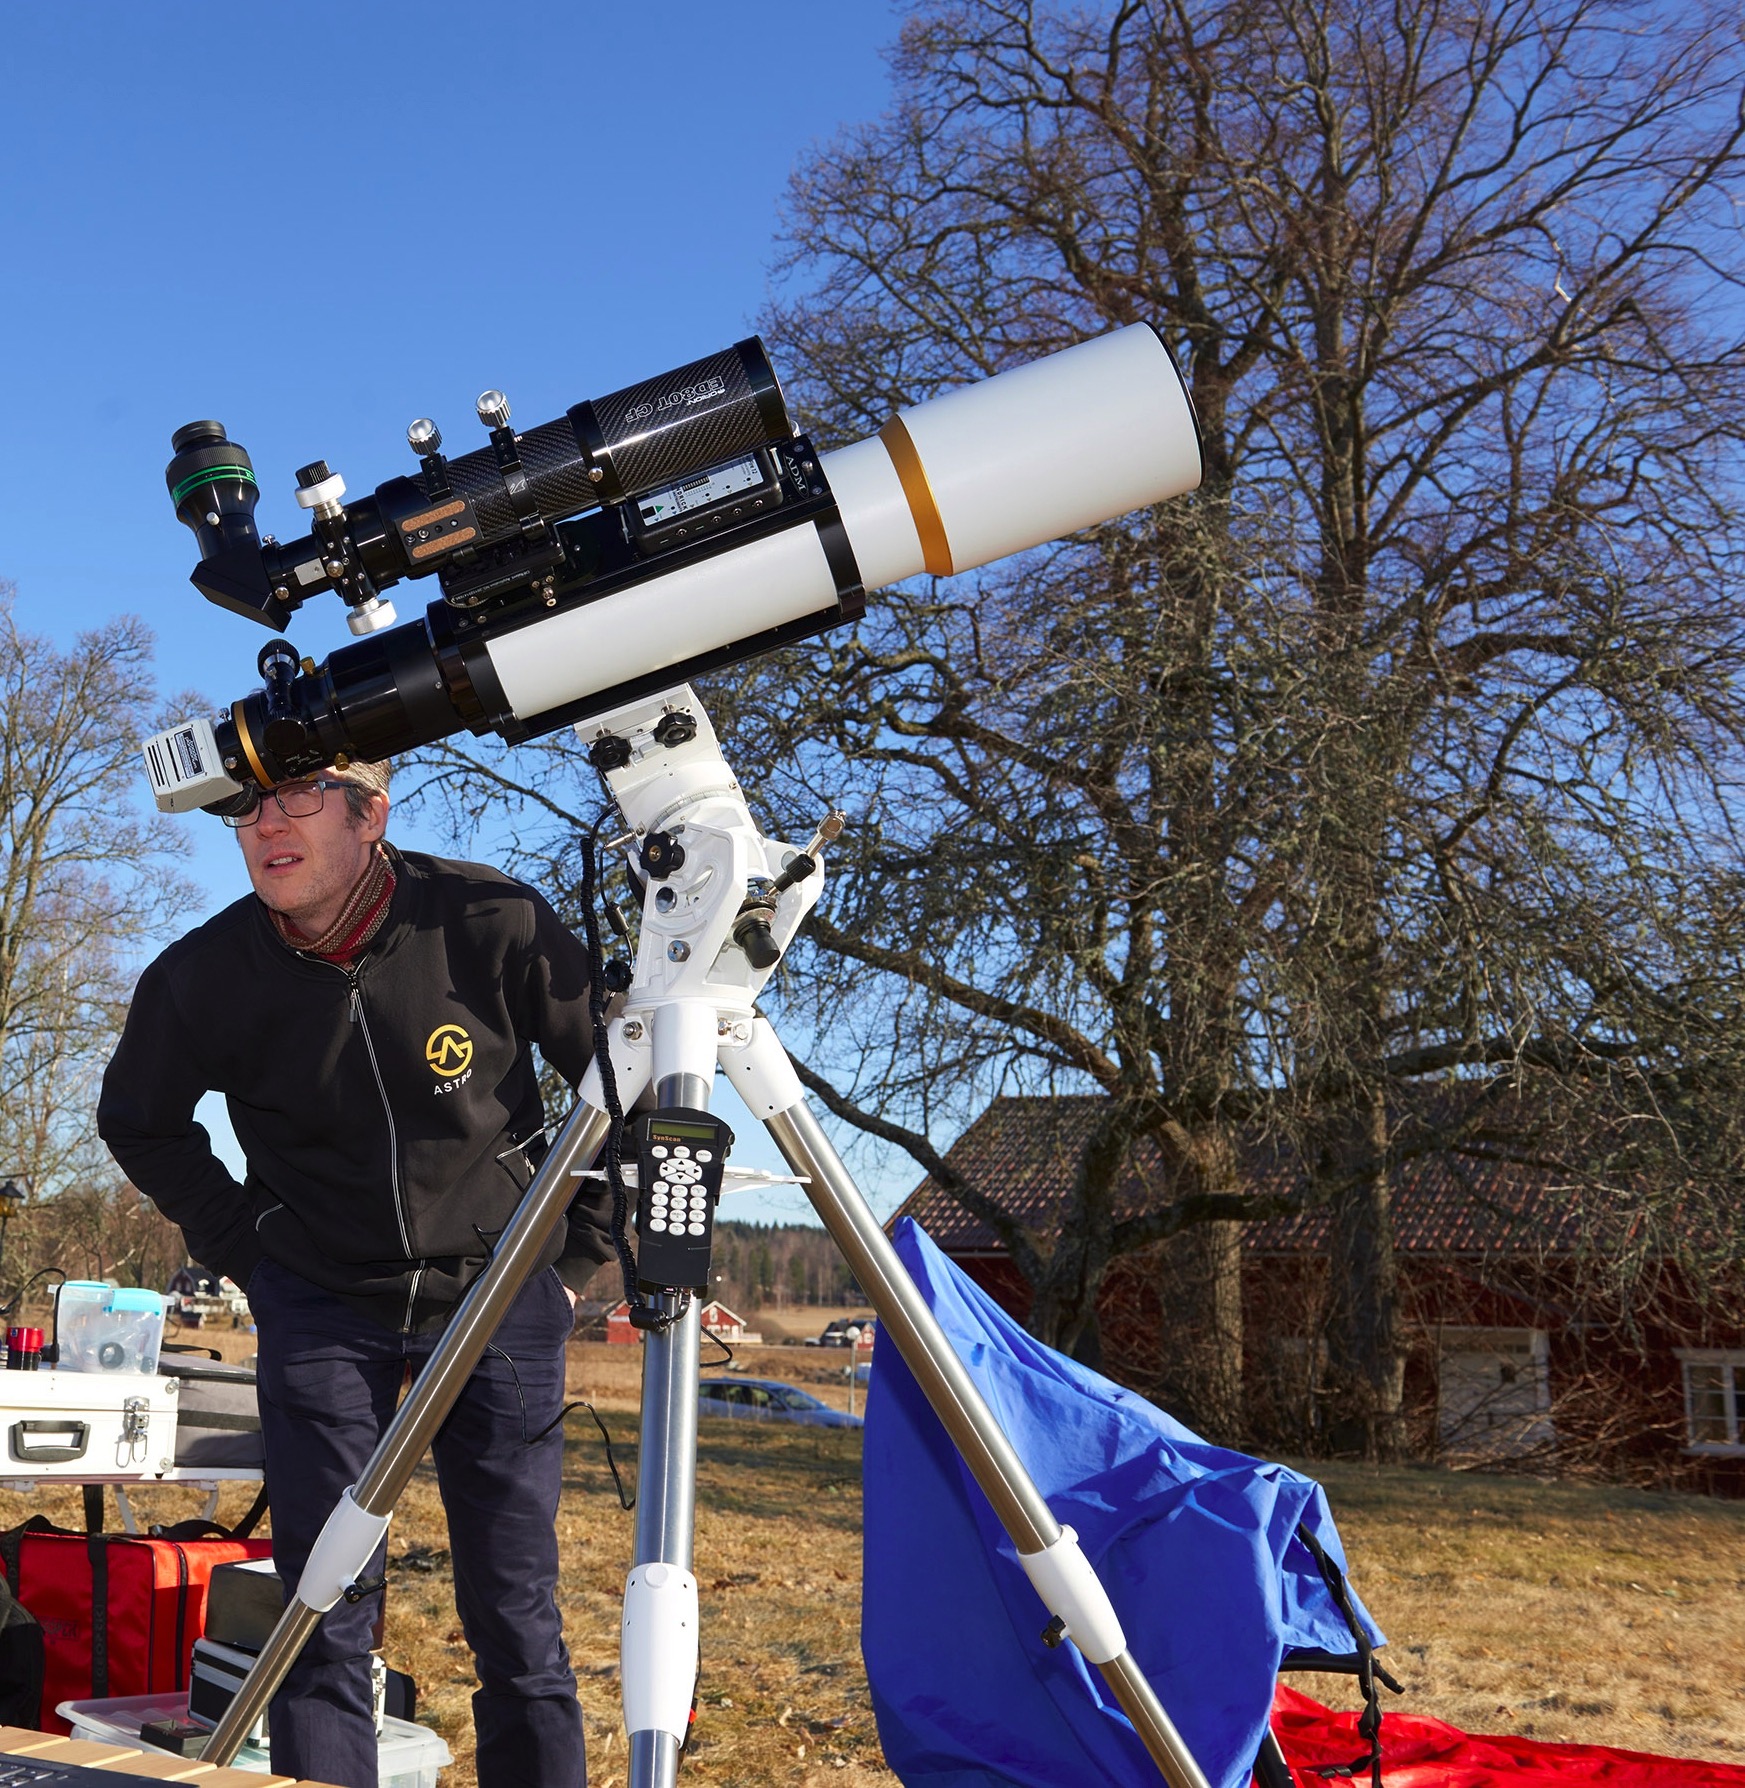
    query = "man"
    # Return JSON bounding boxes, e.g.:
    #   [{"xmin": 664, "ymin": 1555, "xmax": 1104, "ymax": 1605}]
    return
[{"xmin": 98, "ymin": 759, "xmax": 609, "ymax": 1788}]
